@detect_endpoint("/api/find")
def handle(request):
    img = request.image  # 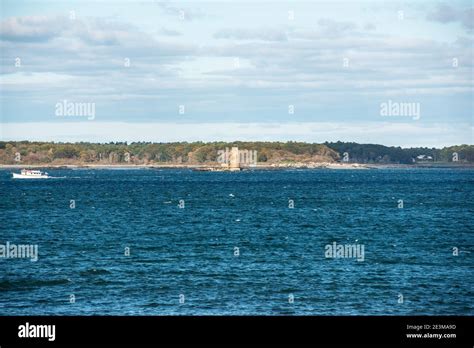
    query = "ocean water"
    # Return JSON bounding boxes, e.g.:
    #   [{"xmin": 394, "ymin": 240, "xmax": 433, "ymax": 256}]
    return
[{"xmin": 0, "ymin": 168, "xmax": 472, "ymax": 315}]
